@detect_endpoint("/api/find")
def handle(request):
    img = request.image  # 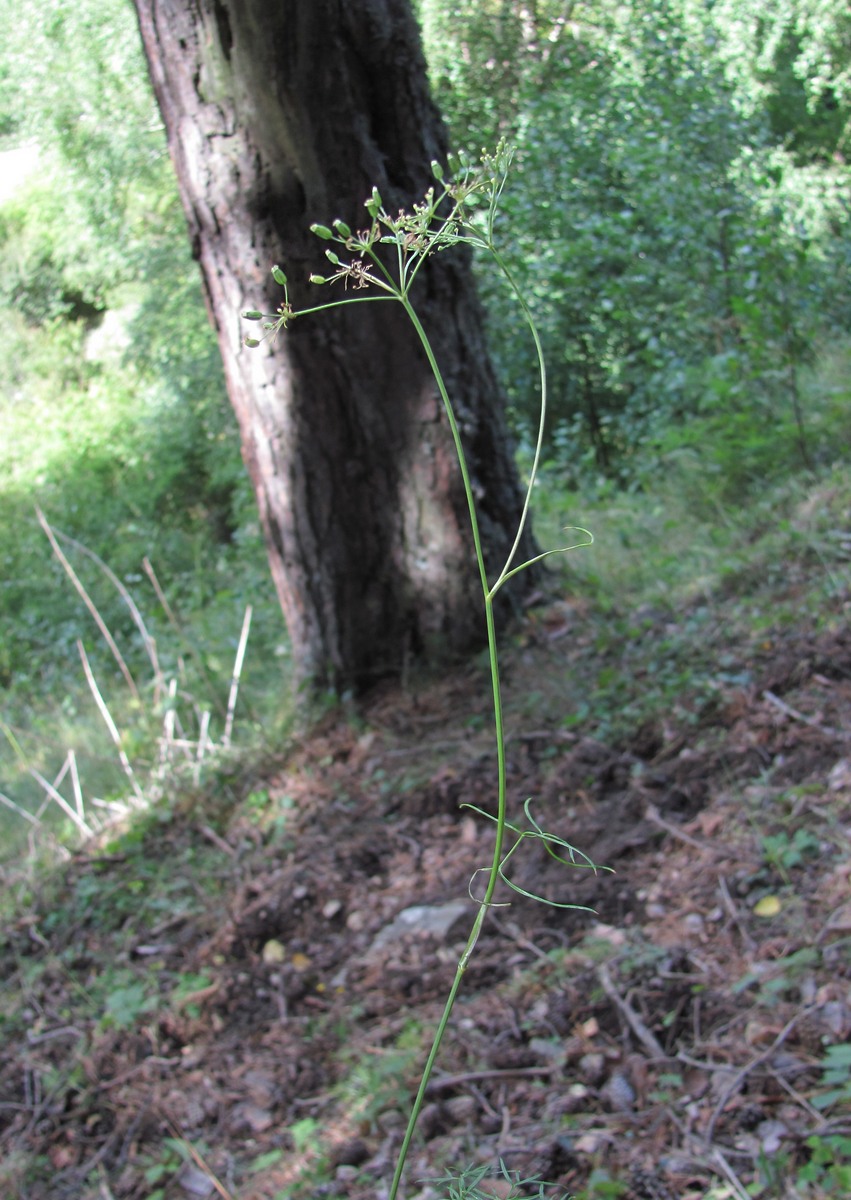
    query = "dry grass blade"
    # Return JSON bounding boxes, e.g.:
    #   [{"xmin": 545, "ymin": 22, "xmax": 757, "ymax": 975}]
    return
[
  {"xmin": 50, "ymin": 524, "xmax": 162, "ymax": 693},
  {"xmin": 36, "ymin": 506, "xmax": 140, "ymax": 701},
  {"xmin": 77, "ymin": 640, "xmax": 146, "ymax": 809},
  {"xmin": 0, "ymin": 791, "xmax": 41, "ymax": 826},
  {"xmin": 143, "ymin": 556, "xmax": 227, "ymax": 719},
  {"xmin": 28, "ymin": 767, "xmax": 94, "ymax": 839},
  {"xmin": 195, "ymin": 710, "xmax": 212, "ymax": 783},
  {"xmin": 223, "ymin": 605, "xmax": 252, "ymax": 748},
  {"xmin": 68, "ymin": 750, "xmax": 84, "ymax": 826}
]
